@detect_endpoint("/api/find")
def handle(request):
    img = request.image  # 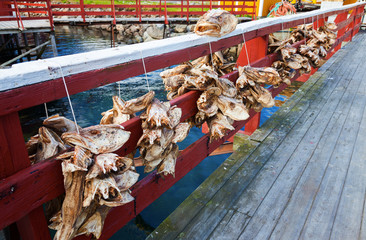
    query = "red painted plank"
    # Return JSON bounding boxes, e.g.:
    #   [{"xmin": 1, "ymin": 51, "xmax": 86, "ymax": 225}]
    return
[
  {"xmin": 0, "ymin": 113, "xmax": 51, "ymax": 239},
  {"xmin": 16, "ymin": 208, "xmax": 52, "ymax": 240},
  {"xmin": 0, "ymin": 113, "xmax": 30, "ymax": 178}
]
